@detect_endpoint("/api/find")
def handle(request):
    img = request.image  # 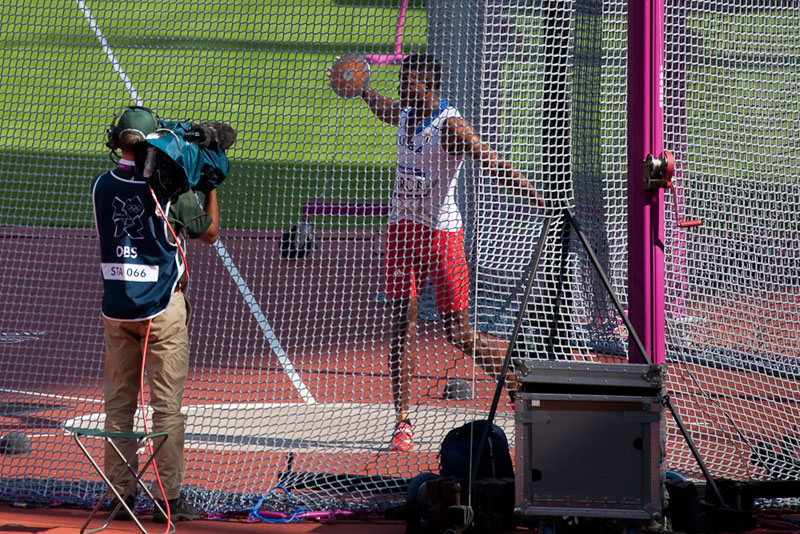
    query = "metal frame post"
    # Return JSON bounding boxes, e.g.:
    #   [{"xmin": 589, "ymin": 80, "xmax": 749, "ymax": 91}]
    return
[{"xmin": 628, "ymin": 0, "xmax": 666, "ymax": 364}]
